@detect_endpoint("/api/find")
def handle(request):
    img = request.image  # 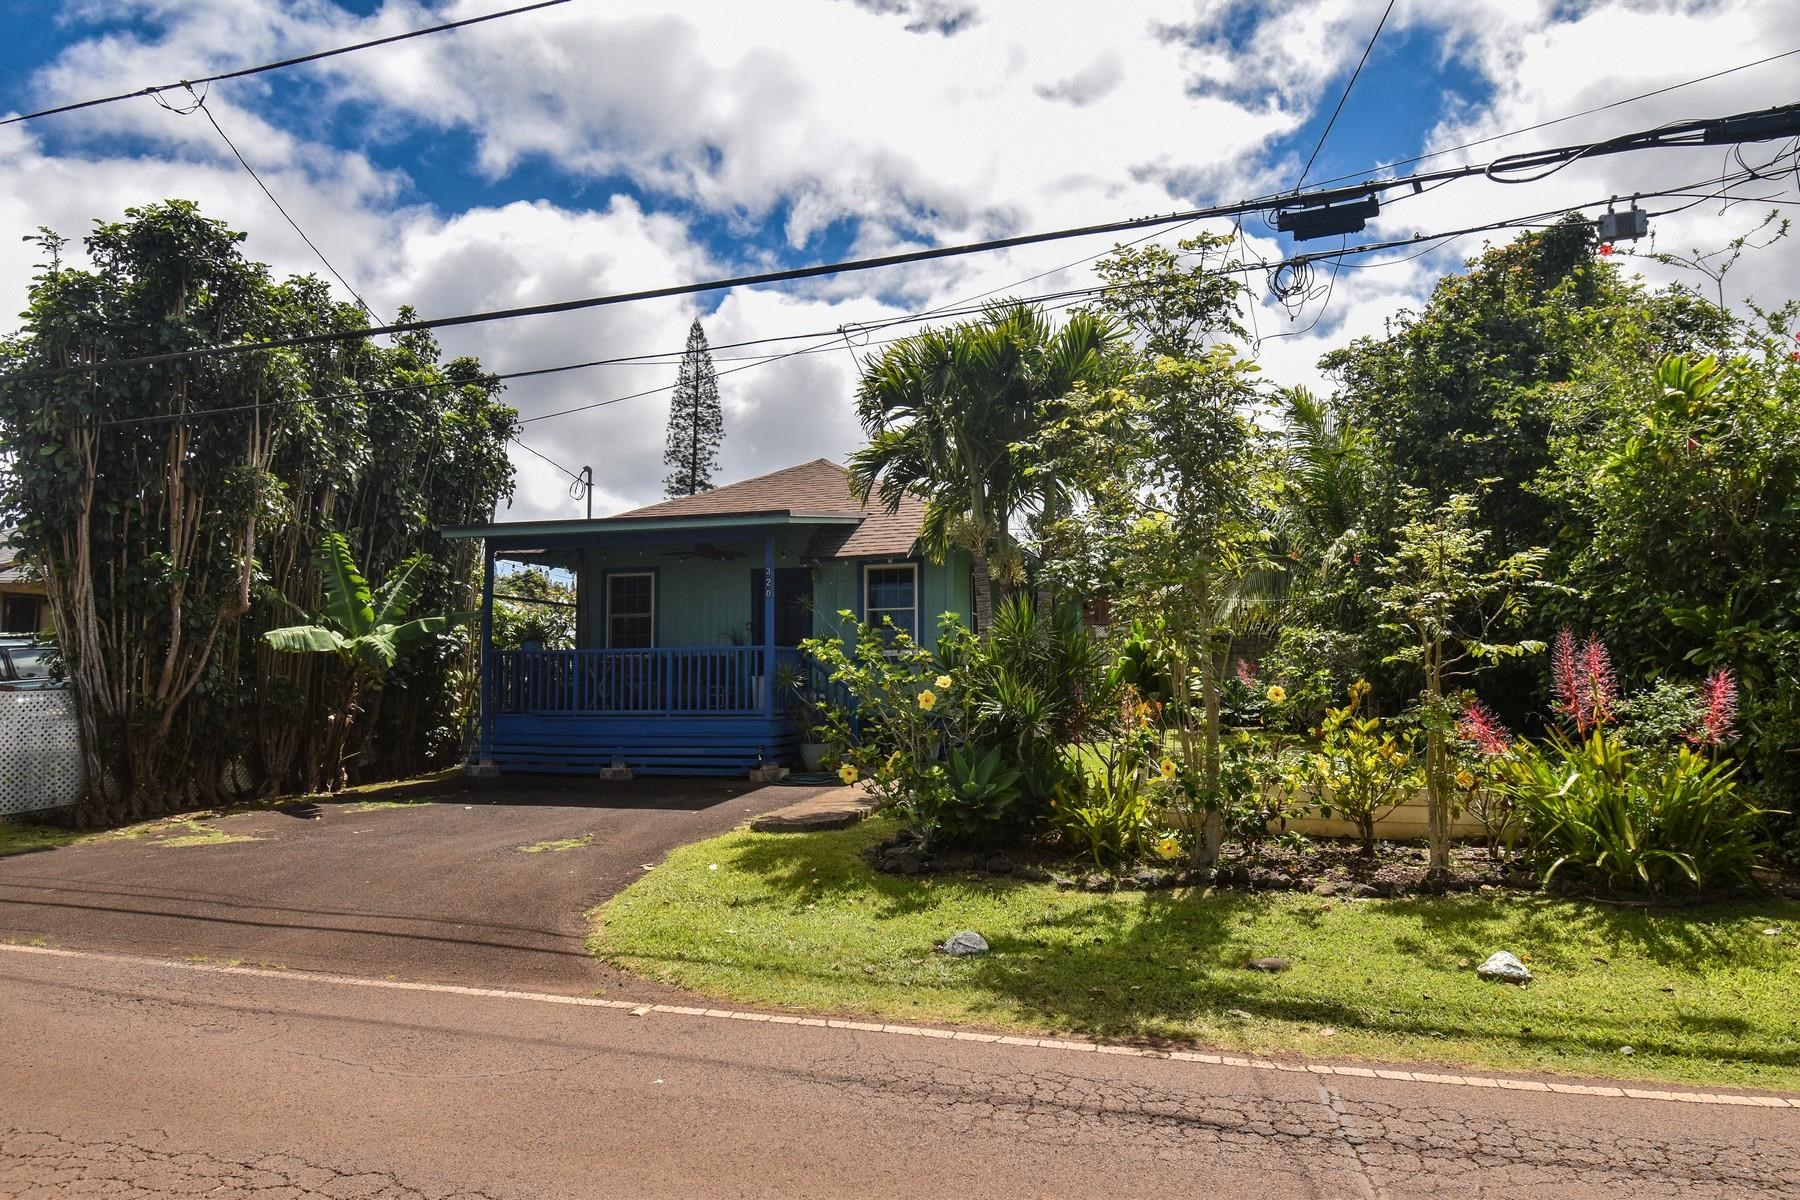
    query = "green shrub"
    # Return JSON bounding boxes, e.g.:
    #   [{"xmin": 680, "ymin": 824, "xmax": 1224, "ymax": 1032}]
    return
[
  {"xmin": 1504, "ymin": 732, "xmax": 1768, "ymax": 893},
  {"xmin": 1286, "ymin": 681, "xmax": 1418, "ymax": 855}
]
